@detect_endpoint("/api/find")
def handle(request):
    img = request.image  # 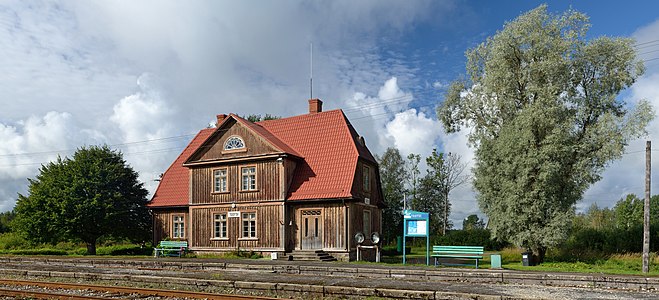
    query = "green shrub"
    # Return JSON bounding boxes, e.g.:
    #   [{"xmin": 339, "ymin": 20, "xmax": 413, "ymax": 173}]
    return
[
  {"xmin": 432, "ymin": 229, "xmax": 508, "ymax": 251},
  {"xmin": 381, "ymin": 245, "xmax": 411, "ymax": 256},
  {"xmin": 54, "ymin": 241, "xmax": 83, "ymax": 251},
  {"xmin": 96, "ymin": 244, "xmax": 151, "ymax": 256},
  {"xmin": 0, "ymin": 232, "xmax": 31, "ymax": 250},
  {"xmin": 500, "ymin": 247, "xmax": 523, "ymax": 264},
  {"xmin": 8, "ymin": 248, "xmax": 67, "ymax": 255},
  {"xmin": 70, "ymin": 247, "xmax": 89, "ymax": 255}
]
